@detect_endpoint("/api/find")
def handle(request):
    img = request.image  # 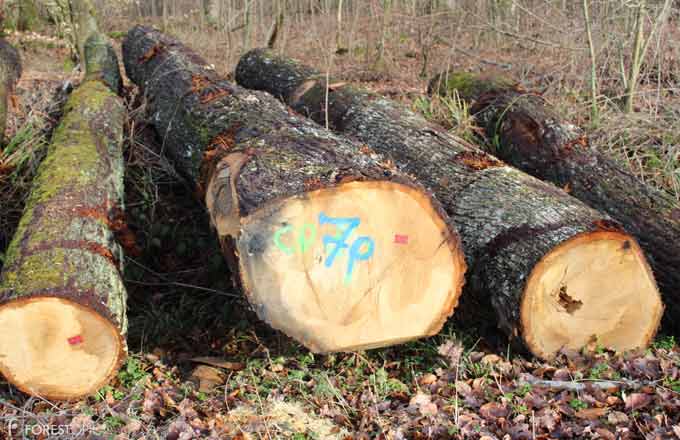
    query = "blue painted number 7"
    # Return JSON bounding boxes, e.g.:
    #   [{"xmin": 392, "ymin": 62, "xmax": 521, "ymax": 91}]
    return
[{"xmin": 319, "ymin": 212, "xmax": 375, "ymax": 281}]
